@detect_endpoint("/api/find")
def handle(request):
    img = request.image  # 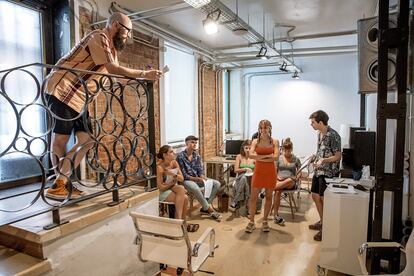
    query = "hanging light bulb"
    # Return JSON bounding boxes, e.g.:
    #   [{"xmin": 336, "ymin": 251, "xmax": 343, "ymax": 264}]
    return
[{"xmin": 203, "ymin": 17, "xmax": 218, "ymax": 34}]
